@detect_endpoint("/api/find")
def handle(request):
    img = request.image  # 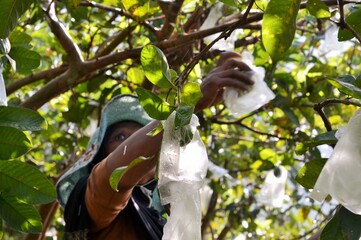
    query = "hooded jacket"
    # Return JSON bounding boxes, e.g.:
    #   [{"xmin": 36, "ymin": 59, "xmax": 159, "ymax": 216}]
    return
[{"xmin": 56, "ymin": 94, "xmax": 165, "ymax": 239}]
